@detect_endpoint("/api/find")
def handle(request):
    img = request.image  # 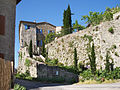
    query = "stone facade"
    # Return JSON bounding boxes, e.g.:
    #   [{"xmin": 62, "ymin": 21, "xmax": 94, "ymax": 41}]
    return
[
  {"xmin": 19, "ymin": 21, "xmax": 57, "ymax": 55},
  {"xmin": 46, "ymin": 19, "xmax": 120, "ymax": 69},
  {"xmin": 0, "ymin": 0, "xmax": 21, "ymax": 88},
  {"xmin": 0, "ymin": 0, "xmax": 21, "ymax": 61}
]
